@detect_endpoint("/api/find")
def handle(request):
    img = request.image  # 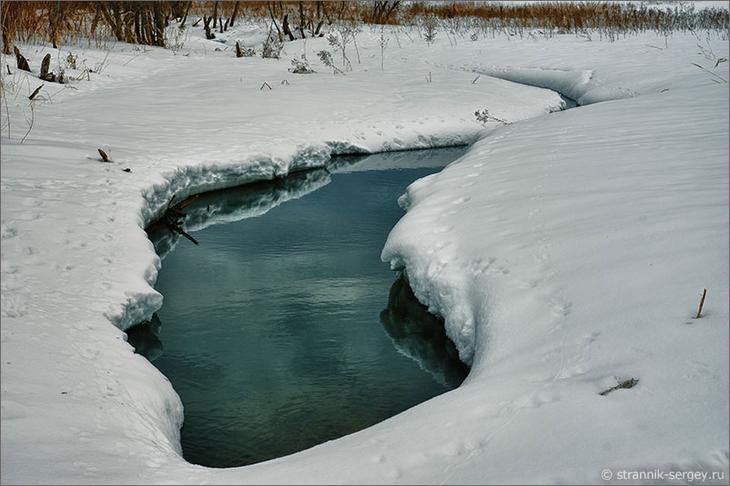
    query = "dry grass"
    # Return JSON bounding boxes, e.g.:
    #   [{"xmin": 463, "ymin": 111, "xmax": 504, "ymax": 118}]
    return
[
  {"xmin": 2, "ymin": 2, "xmax": 101, "ymax": 52},
  {"xmin": 404, "ymin": 2, "xmax": 729, "ymax": 34},
  {"xmin": 1, "ymin": 1, "xmax": 189, "ymax": 53},
  {"xmin": 1, "ymin": 1, "xmax": 727, "ymax": 53}
]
